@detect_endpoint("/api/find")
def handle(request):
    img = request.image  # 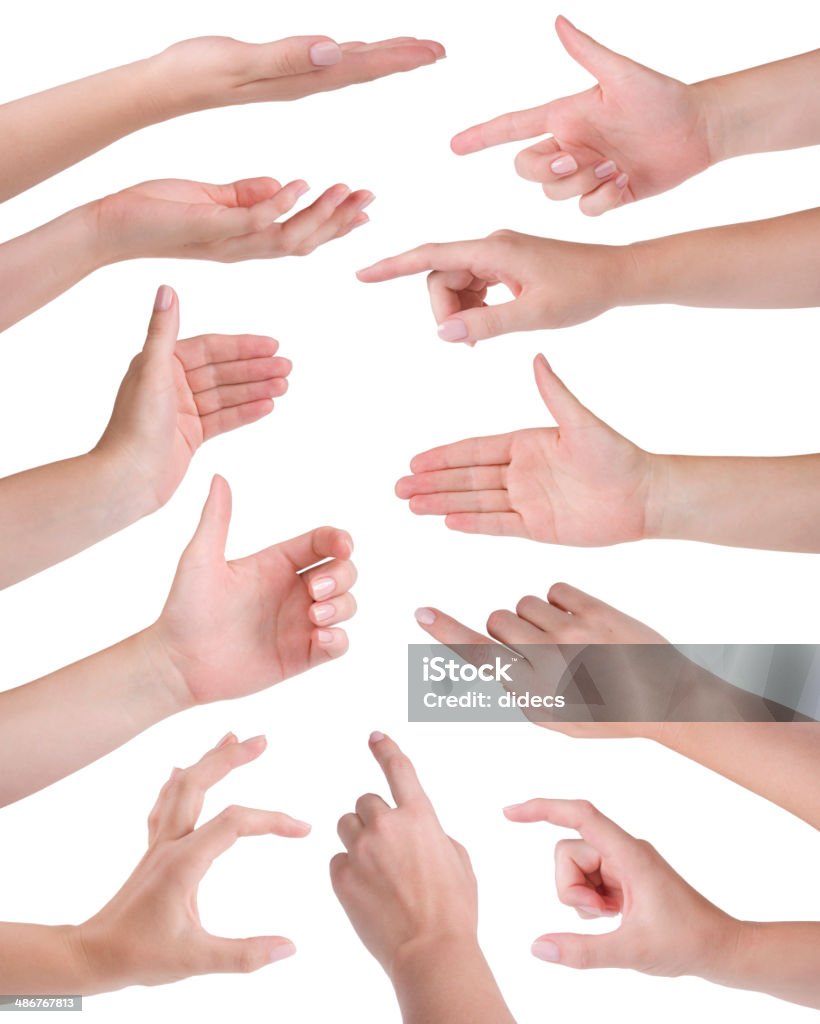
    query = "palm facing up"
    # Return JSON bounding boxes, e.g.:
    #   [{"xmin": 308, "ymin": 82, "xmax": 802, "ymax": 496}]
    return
[
  {"xmin": 155, "ymin": 475, "xmax": 356, "ymax": 706},
  {"xmin": 451, "ymin": 16, "xmax": 713, "ymax": 215},
  {"xmin": 396, "ymin": 355, "xmax": 655, "ymax": 546}
]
